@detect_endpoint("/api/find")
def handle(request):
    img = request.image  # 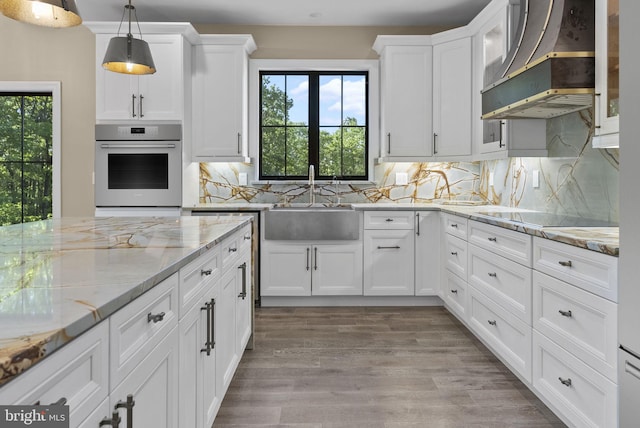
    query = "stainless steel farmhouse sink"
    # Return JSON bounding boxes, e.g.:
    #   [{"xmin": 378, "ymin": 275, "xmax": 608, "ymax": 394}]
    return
[{"xmin": 264, "ymin": 204, "xmax": 360, "ymax": 240}]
